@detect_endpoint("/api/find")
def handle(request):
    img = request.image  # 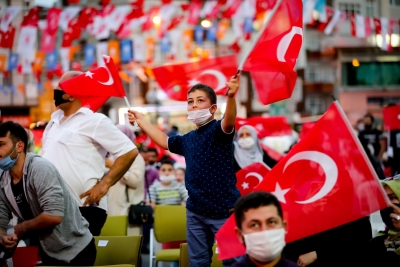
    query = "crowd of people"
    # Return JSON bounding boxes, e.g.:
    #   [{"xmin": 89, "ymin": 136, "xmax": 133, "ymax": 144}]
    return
[{"xmin": 0, "ymin": 70, "xmax": 399, "ymax": 267}]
